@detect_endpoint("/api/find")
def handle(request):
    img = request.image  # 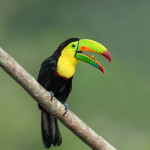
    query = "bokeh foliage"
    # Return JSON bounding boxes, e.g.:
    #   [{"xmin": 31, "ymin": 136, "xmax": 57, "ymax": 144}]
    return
[{"xmin": 0, "ymin": 0, "xmax": 150, "ymax": 150}]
